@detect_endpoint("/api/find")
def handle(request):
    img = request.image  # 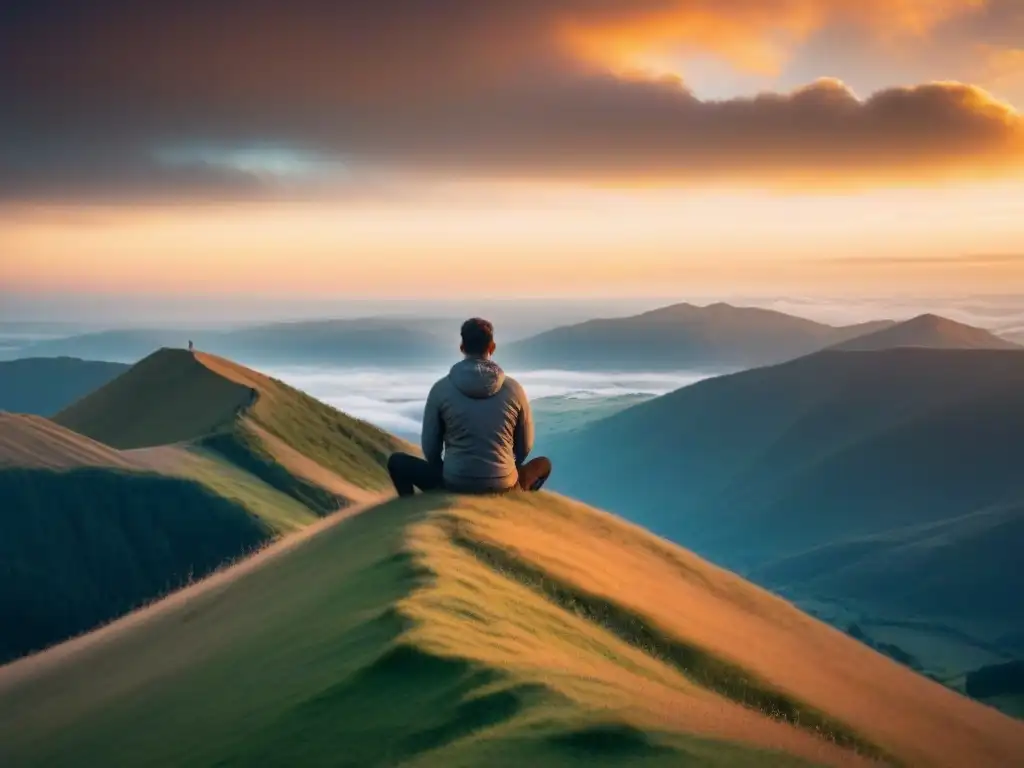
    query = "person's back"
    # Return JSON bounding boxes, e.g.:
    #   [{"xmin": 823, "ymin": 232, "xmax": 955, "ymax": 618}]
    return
[
  {"xmin": 425, "ymin": 356, "xmax": 527, "ymax": 492},
  {"xmin": 387, "ymin": 318, "xmax": 551, "ymax": 497}
]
